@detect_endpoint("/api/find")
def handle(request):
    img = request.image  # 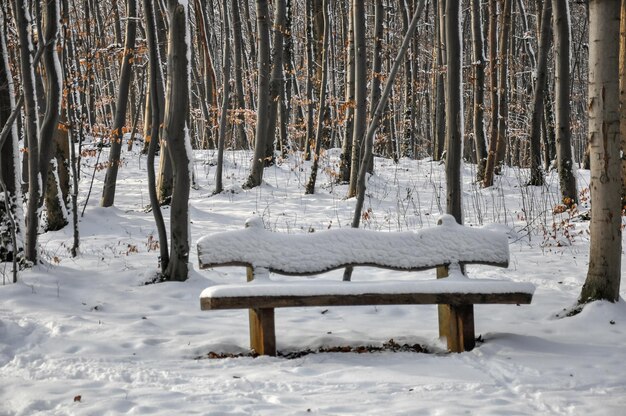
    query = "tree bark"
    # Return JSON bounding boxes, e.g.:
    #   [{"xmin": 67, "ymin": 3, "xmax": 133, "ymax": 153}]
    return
[
  {"xmin": 143, "ymin": 0, "xmax": 169, "ymax": 273},
  {"xmin": 162, "ymin": 0, "xmax": 192, "ymax": 281},
  {"xmin": 347, "ymin": 0, "xmax": 367, "ymax": 198},
  {"xmin": 552, "ymin": 0, "xmax": 578, "ymax": 205},
  {"xmin": 445, "ymin": 0, "xmax": 463, "ymax": 224},
  {"xmin": 231, "ymin": 0, "xmax": 248, "ymax": 149},
  {"xmin": 339, "ymin": 3, "xmax": 355, "ymax": 183},
  {"xmin": 580, "ymin": 0, "xmax": 622, "ymax": 304},
  {"xmin": 243, "ymin": 0, "xmax": 271, "ymax": 189},
  {"xmin": 528, "ymin": 0, "xmax": 552, "ymax": 186},
  {"xmin": 470, "ymin": 0, "xmax": 487, "ymax": 182},
  {"xmin": 495, "ymin": 0, "xmax": 512, "ymax": 172},
  {"xmin": 619, "ymin": 0, "xmax": 626, "ymax": 208},
  {"xmin": 264, "ymin": 0, "xmax": 286, "ymax": 166},
  {"xmin": 304, "ymin": 0, "xmax": 328, "ymax": 195},
  {"xmin": 483, "ymin": 0, "xmax": 499, "ymax": 187},
  {"xmin": 215, "ymin": 0, "xmax": 232, "ymax": 194},
  {"xmin": 100, "ymin": 0, "xmax": 137, "ymax": 207},
  {"xmin": 15, "ymin": 0, "xmax": 41, "ymax": 263},
  {"xmin": 0, "ymin": 18, "xmax": 23, "ymax": 267}
]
